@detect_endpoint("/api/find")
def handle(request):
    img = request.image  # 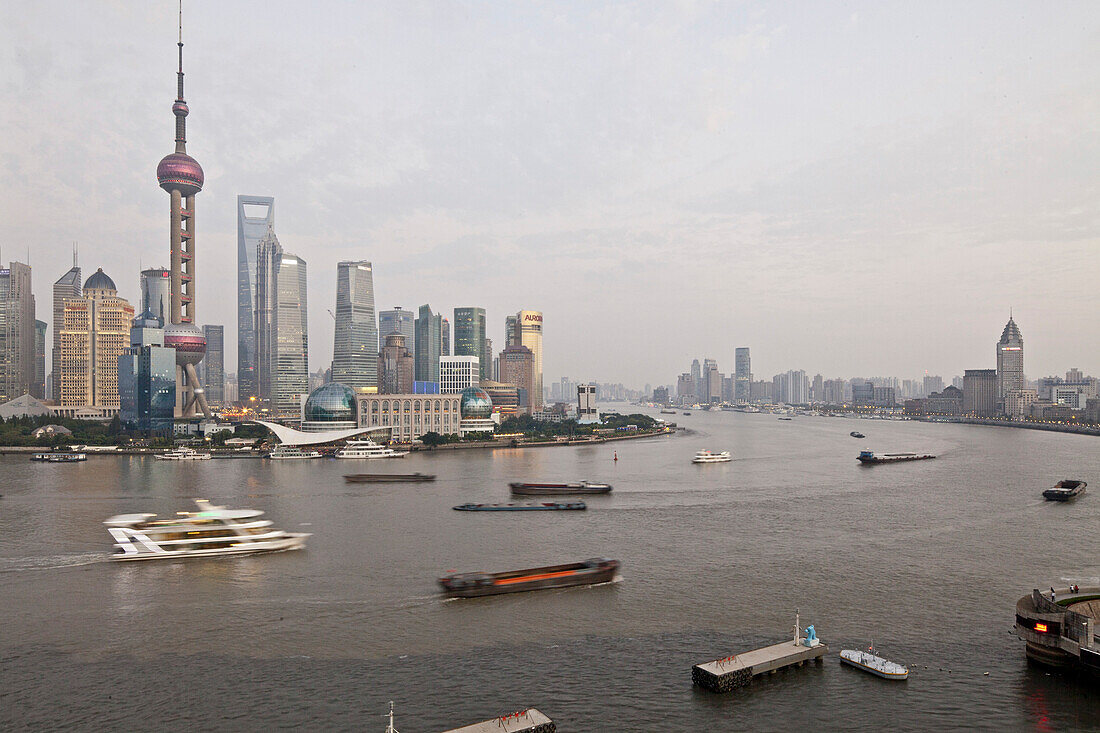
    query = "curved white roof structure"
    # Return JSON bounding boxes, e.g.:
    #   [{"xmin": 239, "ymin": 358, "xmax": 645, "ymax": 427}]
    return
[{"xmin": 251, "ymin": 420, "xmax": 392, "ymax": 447}]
